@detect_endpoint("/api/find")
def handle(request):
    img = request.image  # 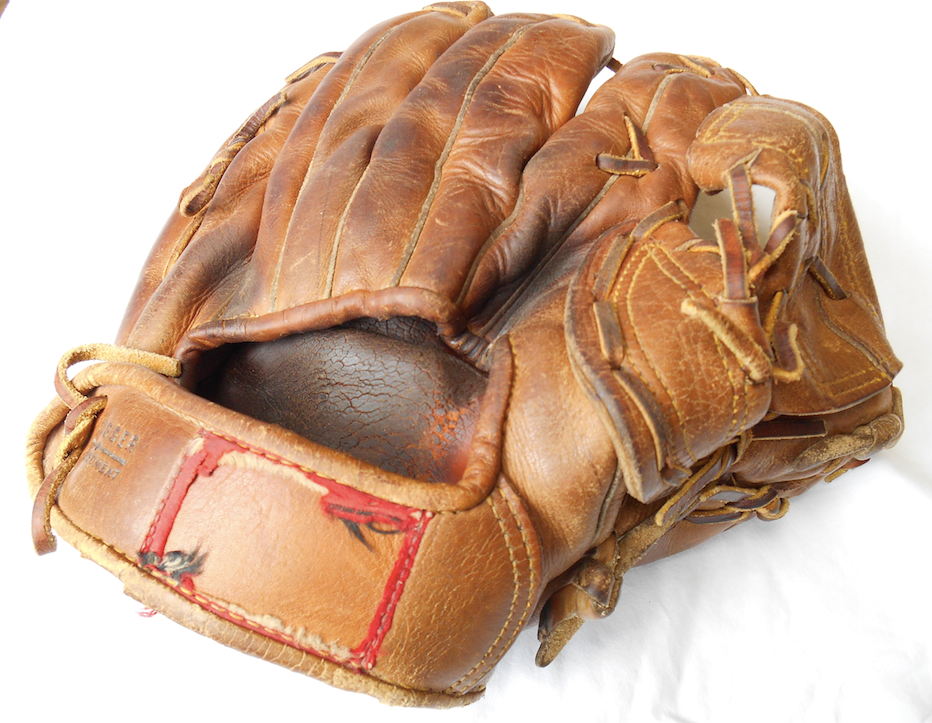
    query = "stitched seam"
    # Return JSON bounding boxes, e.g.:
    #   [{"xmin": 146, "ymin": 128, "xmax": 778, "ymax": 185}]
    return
[
  {"xmin": 619, "ymin": 246, "xmax": 698, "ymax": 462},
  {"xmin": 712, "ymin": 333, "xmax": 744, "ymax": 439},
  {"xmin": 324, "ymin": 164, "xmax": 372, "ymax": 298},
  {"xmin": 54, "ymin": 506, "xmax": 136, "ymax": 566},
  {"xmin": 654, "ymin": 242, "xmax": 709, "ymax": 289},
  {"xmin": 140, "ymin": 432, "xmax": 427, "ymax": 669},
  {"xmin": 833, "ymin": 211, "xmax": 883, "ymax": 323},
  {"xmin": 356, "ymin": 512, "xmax": 430, "ymax": 669},
  {"xmin": 654, "ymin": 244, "xmax": 750, "ymax": 441},
  {"xmin": 198, "ymin": 429, "xmax": 469, "ymax": 516},
  {"xmin": 107, "ymin": 393, "xmax": 487, "ymax": 518},
  {"xmin": 488, "ymin": 488, "xmax": 536, "ymax": 656},
  {"xmin": 269, "ymin": 25, "xmax": 395, "ymax": 308},
  {"xmin": 142, "ymin": 490, "xmax": 170, "ymax": 553},
  {"xmin": 446, "ymin": 491, "xmax": 524, "ymax": 693},
  {"xmin": 145, "ymin": 567, "xmax": 358, "ymax": 665},
  {"xmin": 140, "ymin": 440, "xmax": 212, "ymax": 556},
  {"xmin": 798, "ymin": 342, "xmax": 884, "ymax": 396},
  {"xmin": 813, "ymin": 290, "xmax": 892, "ymax": 378},
  {"xmin": 695, "ymin": 103, "xmax": 739, "ymax": 145},
  {"xmin": 391, "ymin": 21, "xmax": 538, "ymax": 287},
  {"xmin": 54, "ymin": 436, "xmax": 488, "ymax": 698},
  {"xmin": 609, "ymin": 244, "xmax": 671, "ymax": 468}
]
